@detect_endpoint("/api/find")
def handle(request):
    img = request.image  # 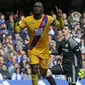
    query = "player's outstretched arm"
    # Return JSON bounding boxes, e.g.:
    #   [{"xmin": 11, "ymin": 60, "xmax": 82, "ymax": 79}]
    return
[
  {"xmin": 52, "ymin": 6, "xmax": 64, "ymax": 30},
  {"xmin": 14, "ymin": 18, "xmax": 26, "ymax": 33},
  {"xmin": 14, "ymin": 10, "xmax": 26, "ymax": 33}
]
